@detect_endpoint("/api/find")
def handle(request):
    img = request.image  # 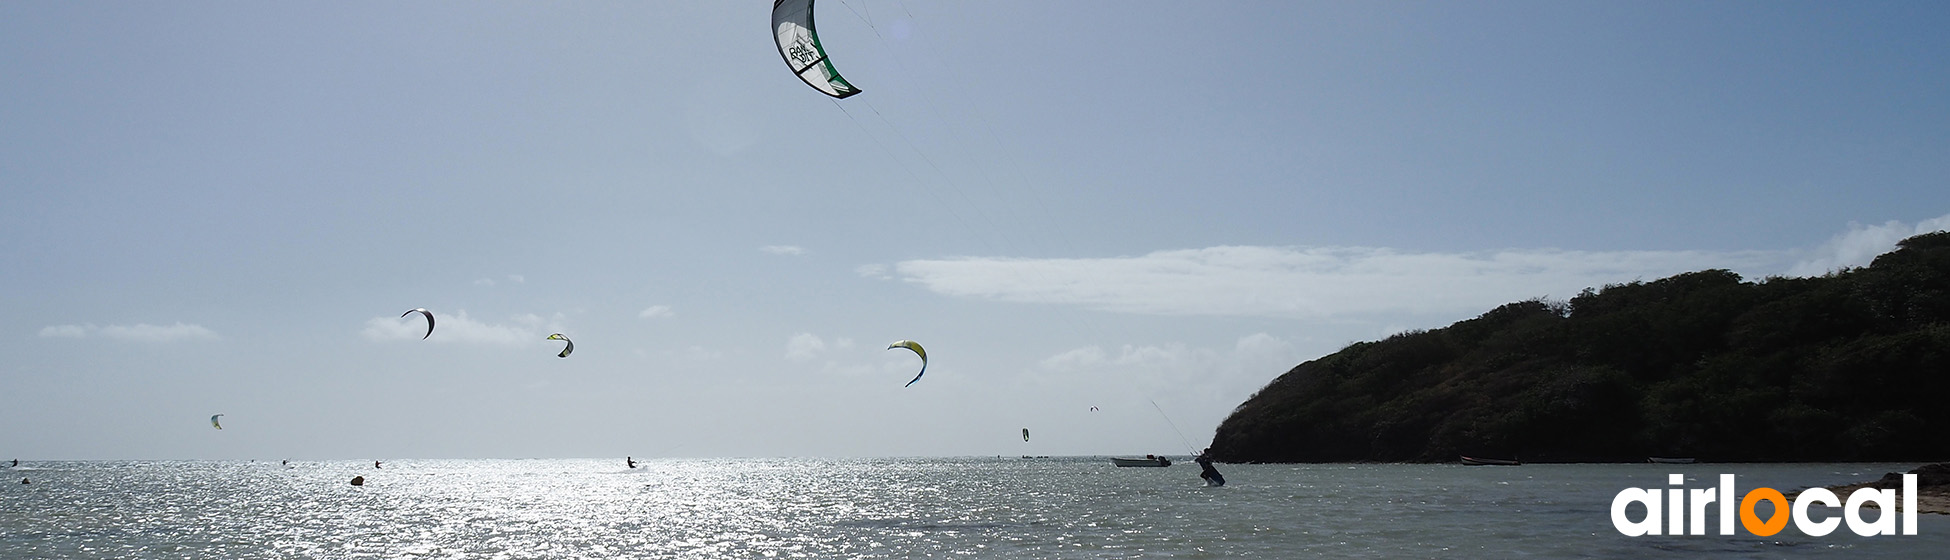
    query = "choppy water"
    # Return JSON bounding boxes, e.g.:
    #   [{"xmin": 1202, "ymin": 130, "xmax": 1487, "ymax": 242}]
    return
[{"xmin": 3, "ymin": 458, "xmax": 1946, "ymax": 558}]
